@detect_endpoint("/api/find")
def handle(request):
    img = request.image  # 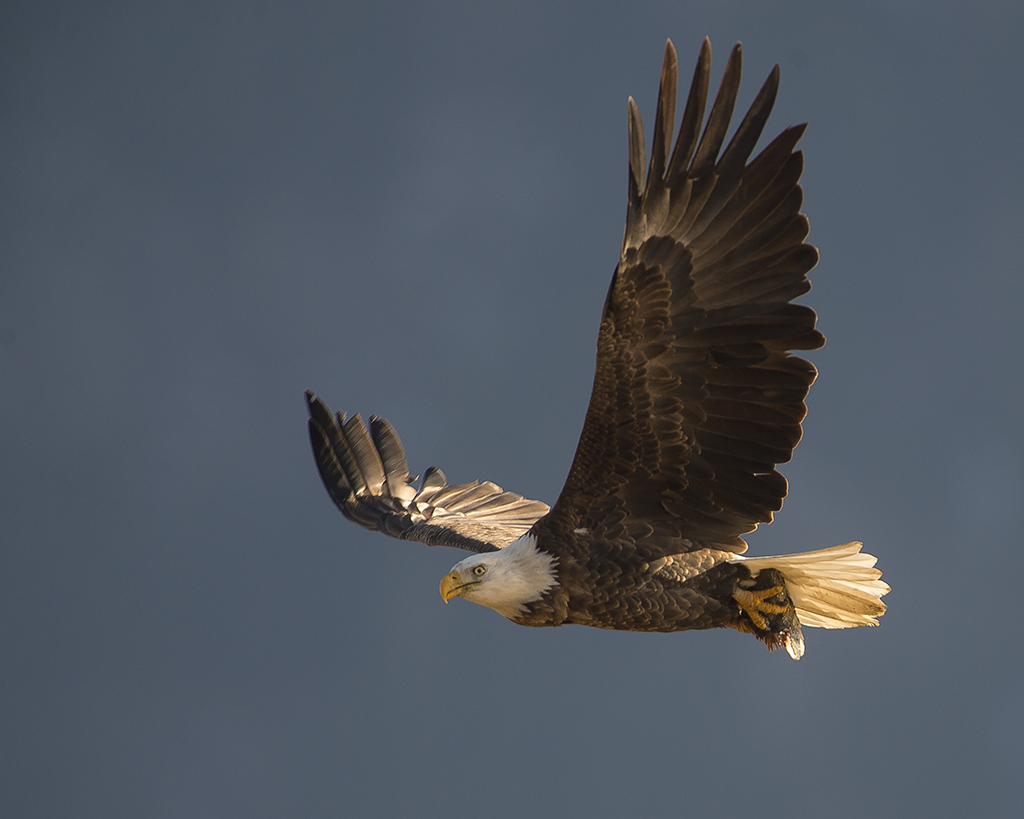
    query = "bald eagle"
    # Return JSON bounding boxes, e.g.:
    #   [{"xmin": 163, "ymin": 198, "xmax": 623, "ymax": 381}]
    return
[{"xmin": 306, "ymin": 38, "xmax": 888, "ymax": 660}]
